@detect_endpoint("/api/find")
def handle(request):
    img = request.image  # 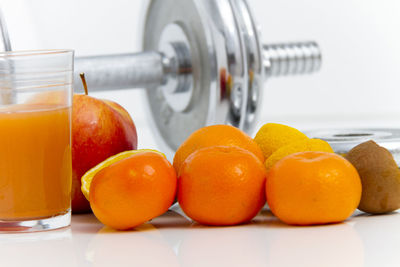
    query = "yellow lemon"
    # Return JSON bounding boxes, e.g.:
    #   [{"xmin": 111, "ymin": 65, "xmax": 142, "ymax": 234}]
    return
[
  {"xmin": 265, "ymin": 139, "xmax": 334, "ymax": 171},
  {"xmin": 254, "ymin": 123, "xmax": 308, "ymax": 159}
]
